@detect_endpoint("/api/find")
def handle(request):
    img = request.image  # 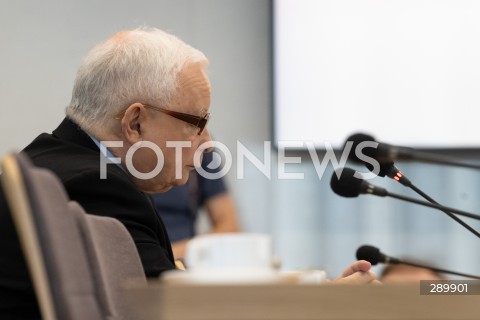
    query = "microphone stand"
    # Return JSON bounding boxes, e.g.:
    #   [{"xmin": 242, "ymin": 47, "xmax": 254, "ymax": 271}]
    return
[
  {"xmin": 377, "ymin": 164, "xmax": 480, "ymax": 237},
  {"xmin": 394, "ymin": 148, "xmax": 480, "ymax": 170},
  {"xmin": 393, "ymin": 259, "xmax": 480, "ymax": 280},
  {"xmin": 382, "ymin": 191, "xmax": 480, "ymax": 238}
]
